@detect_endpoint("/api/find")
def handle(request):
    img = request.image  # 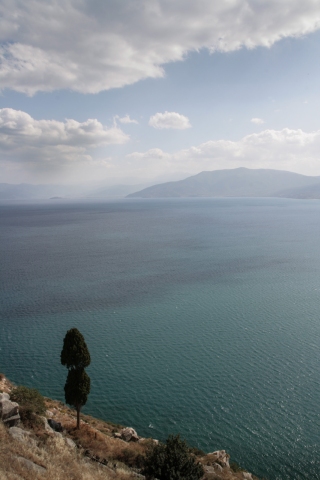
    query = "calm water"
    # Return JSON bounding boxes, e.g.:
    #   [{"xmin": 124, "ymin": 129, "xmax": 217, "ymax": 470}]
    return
[{"xmin": 1, "ymin": 198, "xmax": 320, "ymax": 479}]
